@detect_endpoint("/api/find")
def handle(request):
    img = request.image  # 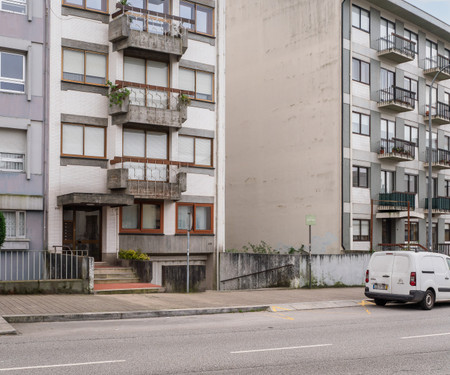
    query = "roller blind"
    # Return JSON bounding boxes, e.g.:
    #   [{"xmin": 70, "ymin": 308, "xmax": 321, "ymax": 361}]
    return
[
  {"xmin": 178, "ymin": 136, "xmax": 194, "ymax": 163},
  {"xmin": 62, "ymin": 124, "xmax": 83, "ymax": 155},
  {"xmin": 147, "ymin": 132, "xmax": 167, "ymax": 159},
  {"xmin": 142, "ymin": 204, "xmax": 160, "ymax": 229},
  {"xmin": 179, "ymin": 68, "xmax": 195, "ymax": 92},
  {"xmin": 0, "ymin": 128, "xmax": 26, "ymax": 154},
  {"xmin": 63, "ymin": 49, "xmax": 84, "ymax": 75},
  {"xmin": 123, "ymin": 129, "xmax": 145, "ymax": 157},
  {"xmin": 147, "ymin": 60, "xmax": 168, "ymax": 88},
  {"xmin": 122, "ymin": 204, "xmax": 139, "ymax": 229},
  {"xmin": 124, "ymin": 57, "xmax": 145, "ymax": 84},
  {"xmin": 86, "ymin": 53, "xmax": 106, "ymax": 84},
  {"xmin": 195, "ymin": 138, "xmax": 211, "ymax": 165},
  {"xmin": 84, "ymin": 127, "xmax": 105, "ymax": 157},
  {"xmin": 197, "ymin": 71, "xmax": 213, "ymax": 97}
]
